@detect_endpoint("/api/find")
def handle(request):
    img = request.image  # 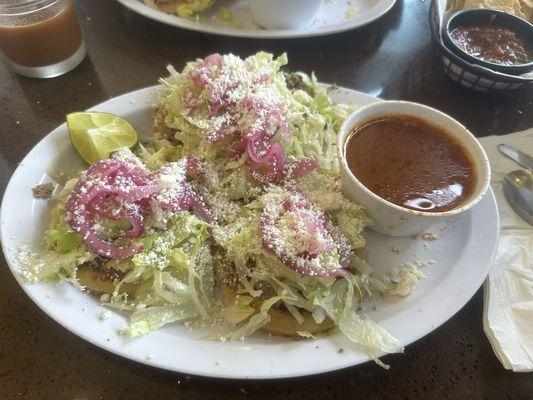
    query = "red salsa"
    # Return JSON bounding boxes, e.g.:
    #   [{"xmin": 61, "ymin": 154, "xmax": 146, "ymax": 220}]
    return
[
  {"xmin": 345, "ymin": 116, "xmax": 476, "ymax": 213},
  {"xmin": 450, "ymin": 25, "xmax": 532, "ymax": 66}
]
